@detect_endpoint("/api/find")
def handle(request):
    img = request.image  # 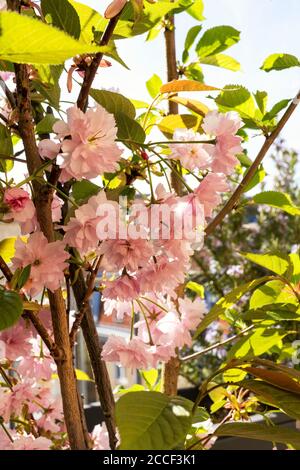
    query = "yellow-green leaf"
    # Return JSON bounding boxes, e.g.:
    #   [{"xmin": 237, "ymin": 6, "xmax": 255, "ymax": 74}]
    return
[
  {"xmin": 0, "ymin": 237, "xmax": 17, "ymax": 263},
  {"xmin": 169, "ymin": 96, "xmax": 209, "ymax": 116},
  {"xmin": 0, "ymin": 11, "xmax": 107, "ymax": 65},
  {"xmin": 261, "ymin": 53, "xmax": 300, "ymax": 72},
  {"xmin": 200, "ymin": 53, "xmax": 240, "ymax": 71},
  {"xmin": 158, "ymin": 114, "xmax": 202, "ymax": 138}
]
